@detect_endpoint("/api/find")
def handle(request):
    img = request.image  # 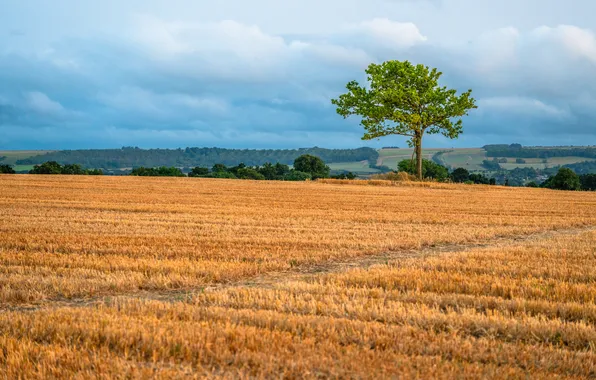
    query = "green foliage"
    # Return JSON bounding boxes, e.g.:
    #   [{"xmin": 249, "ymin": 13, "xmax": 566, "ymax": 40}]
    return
[
  {"xmin": 464, "ymin": 180, "xmax": 474, "ymax": 185},
  {"xmin": 212, "ymin": 164, "xmax": 228, "ymax": 173},
  {"xmin": 565, "ymin": 160, "xmax": 596, "ymax": 174},
  {"xmin": 283, "ymin": 170, "xmax": 312, "ymax": 181},
  {"xmin": 17, "ymin": 146, "xmax": 379, "ymax": 169},
  {"xmin": 331, "ymin": 60, "xmax": 477, "ymax": 179},
  {"xmin": 526, "ymin": 181, "xmax": 538, "ymax": 188},
  {"xmin": 188, "ymin": 167, "xmax": 209, "ymax": 177},
  {"xmin": 256, "ymin": 162, "xmax": 291, "ymax": 180},
  {"xmin": 293, "ymin": 155, "xmax": 330, "ymax": 180},
  {"xmin": 450, "ymin": 168, "xmax": 469, "ymax": 183},
  {"xmin": 61, "ymin": 164, "xmax": 86, "ymax": 175},
  {"xmin": 29, "ymin": 161, "xmax": 103, "ymax": 175},
  {"xmin": 0, "ymin": 164, "xmax": 16, "ymax": 174},
  {"xmin": 130, "ymin": 167, "xmax": 185, "ymax": 177},
  {"xmin": 580, "ymin": 174, "xmax": 596, "ymax": 191},
  {"xmin": 468, "ymin": 173, "xmax": 492, "ymax": 185},
  {"xmin": 29, "ymin": 161, "xmax": 64, "ymax": 174},
  {"xmin": 484, "ymin": 144, "xmax": 596, "ymax": 159},
  {"xmin": 543, "ymin": 168, "xmax": 581, "ymax": 190},
  {"xmin": 398, "ymin": 159, "xmax": 449, "ymax": 181},
  {"xmin": 516, "ymin": 158, "xmax": 526, "ymax": 164},
  {"xmin": 209, "ymin": 171, "xmax": 237, "ymax": 179},
  {"xmin": 482, "ymin": 160, "xmax": 501, "ymax": 171},
  {"xmin": 331, "ymin": 172, "xmax": 357, "ymax": 180},
  {"xmin": 236, "ymin": 167, "xmax": 266, "ymax": 180}
]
